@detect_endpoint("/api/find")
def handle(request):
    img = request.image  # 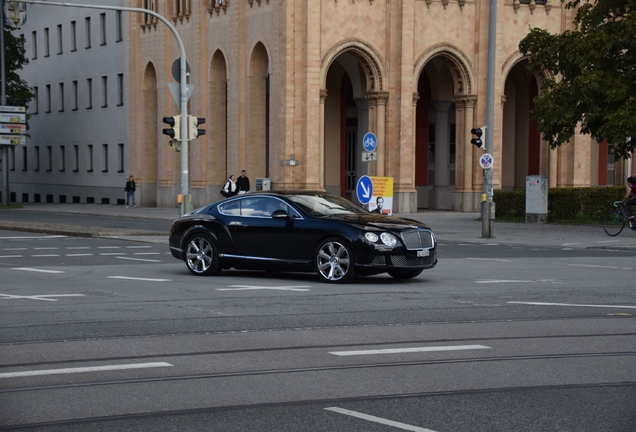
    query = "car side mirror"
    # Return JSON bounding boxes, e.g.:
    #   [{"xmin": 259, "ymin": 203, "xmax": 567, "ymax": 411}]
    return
[{"xmin": 271, "ymin": 209, "xmax": 289, "ymax": 219}]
